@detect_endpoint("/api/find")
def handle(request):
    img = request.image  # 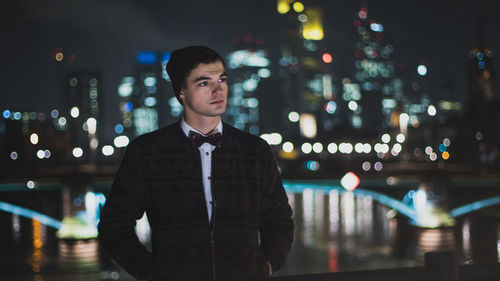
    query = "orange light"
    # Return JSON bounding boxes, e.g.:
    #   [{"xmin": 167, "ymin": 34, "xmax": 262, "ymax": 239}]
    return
[
  {"xmin": 484, "ymin": 70, "xmax": 490, "ymax": 80},
  {"xmin": 442, "ymin": 151, "xmax": 450, "ymax": 160},
  {"xmin": 322, "ymin": 53, "xmax": 333, "ymax": 63}
]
